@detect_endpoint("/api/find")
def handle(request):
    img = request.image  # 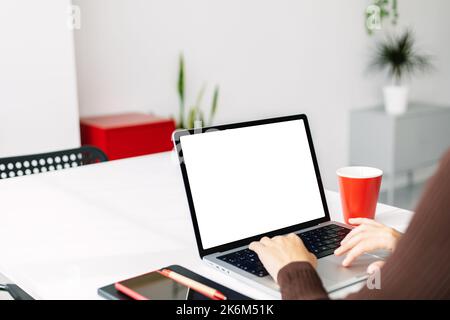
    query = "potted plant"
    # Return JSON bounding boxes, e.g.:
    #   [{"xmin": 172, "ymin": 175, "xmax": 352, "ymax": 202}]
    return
[
  {"xmin": 176, "ymin": 54, "xmax": 220, "ymax": 129},
  {"xmin": 369, "ymin": 29, "xmax": 432, "ymax": 115}
]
